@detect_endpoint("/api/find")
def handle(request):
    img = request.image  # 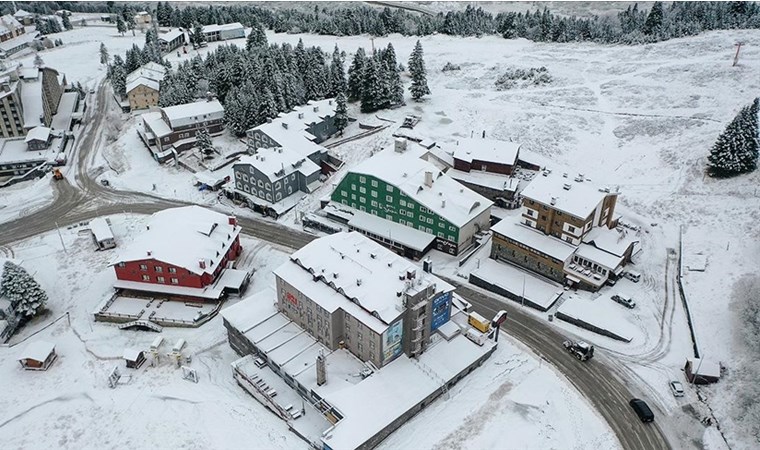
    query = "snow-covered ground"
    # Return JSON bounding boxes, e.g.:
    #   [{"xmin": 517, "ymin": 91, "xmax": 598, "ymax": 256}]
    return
[
  {"xmin": 0, "ymin": 216, "xmax": 616, "ymax": 450},
  {"xmin": 0, "ymin": 176, "xmax": 55, "ymax": 226}
]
